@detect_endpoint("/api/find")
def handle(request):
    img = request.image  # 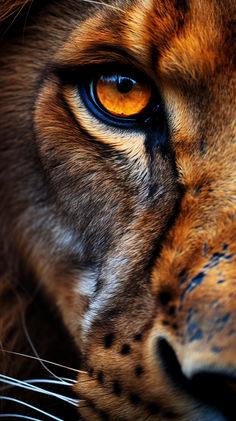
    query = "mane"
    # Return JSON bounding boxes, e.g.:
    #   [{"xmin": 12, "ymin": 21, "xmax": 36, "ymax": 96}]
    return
[{"xmin": 0, "ymin": 2, "xmax": 81, "ymax": 415}]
